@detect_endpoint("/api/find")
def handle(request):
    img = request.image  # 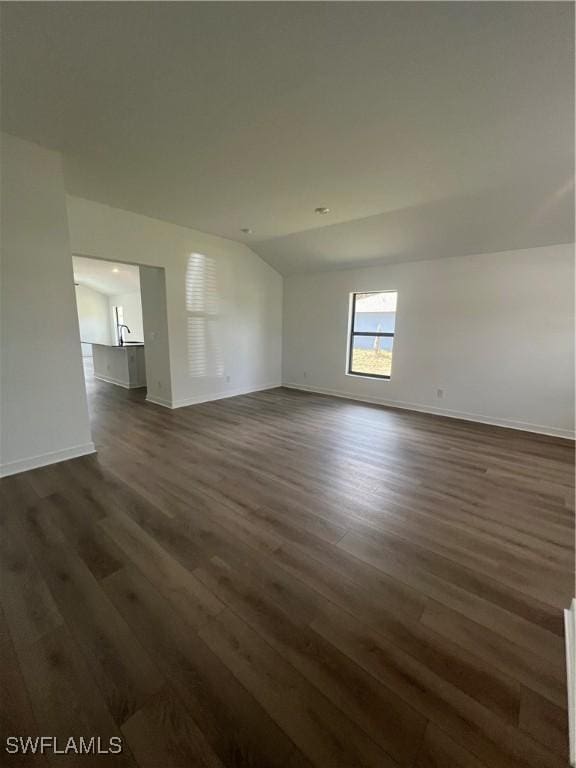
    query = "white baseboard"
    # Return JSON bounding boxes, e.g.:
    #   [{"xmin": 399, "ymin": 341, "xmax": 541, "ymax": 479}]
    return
[
  {"xmin": 146, "ymin": 382, "xmax": 282, "ymax": 410},
  {"xmin": 172, "ymin": 382, "xmax": 282, "ymax": 409},
  {"xmin": 93, "ymin": 373, "xmax": 145, "ymax": 389},
  {"xmin": 0, "ymin": 442, "xmax": 96, "ymax": 478},
  {"xmin": 566, "ymin": 600, "xmax": 576, "ymax": 767},
  {"xmin": 145, "ymin": 394, "xmax": 174, "ymax": 408},
  {"xmin": 283, "ymin": 383, "xmax": 575, "ymax": 440}
]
